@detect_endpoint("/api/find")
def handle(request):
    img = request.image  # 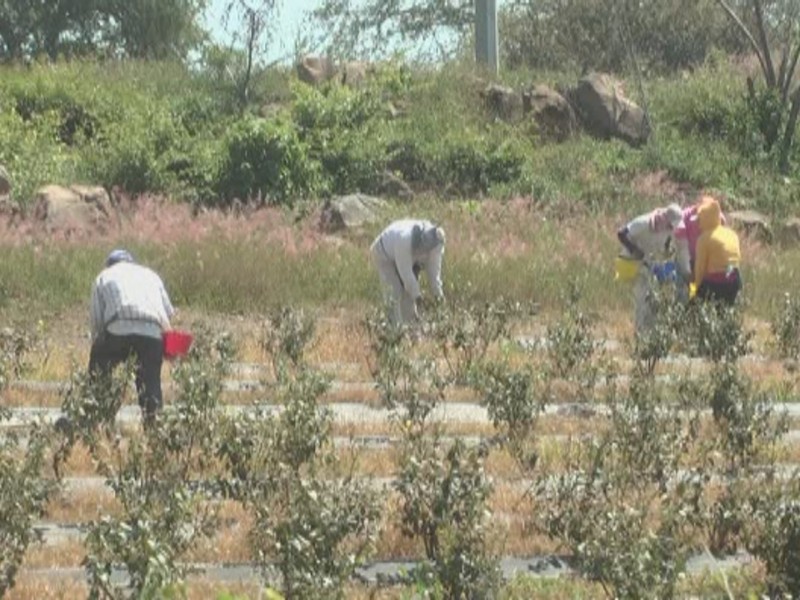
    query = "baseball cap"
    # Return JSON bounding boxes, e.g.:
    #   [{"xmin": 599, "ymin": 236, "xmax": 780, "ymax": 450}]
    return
[{"xmin": 105, "ymin": 249, "xmax": 134, "ymax": 267}]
